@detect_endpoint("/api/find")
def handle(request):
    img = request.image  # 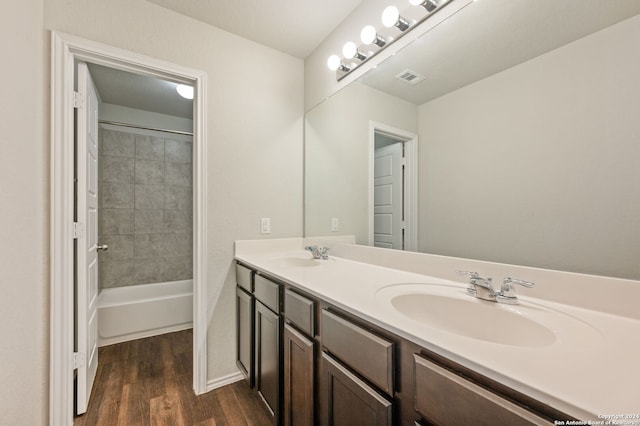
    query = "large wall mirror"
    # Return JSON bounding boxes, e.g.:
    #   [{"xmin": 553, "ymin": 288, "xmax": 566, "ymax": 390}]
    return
[{"xmin": 305, "ymin": 0, "xmax": 640, "ymax": 280}]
